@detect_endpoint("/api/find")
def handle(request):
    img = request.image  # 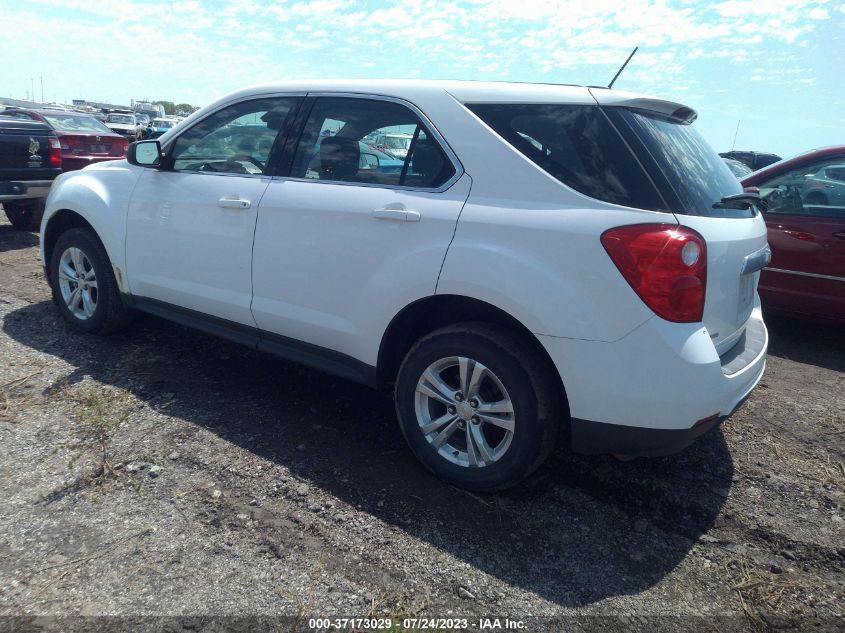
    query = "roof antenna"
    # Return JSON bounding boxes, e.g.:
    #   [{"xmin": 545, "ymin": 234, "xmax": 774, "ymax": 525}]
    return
[{"xmin": 608, "ymin": 47, "xmax": 638, "ymax": 89}]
